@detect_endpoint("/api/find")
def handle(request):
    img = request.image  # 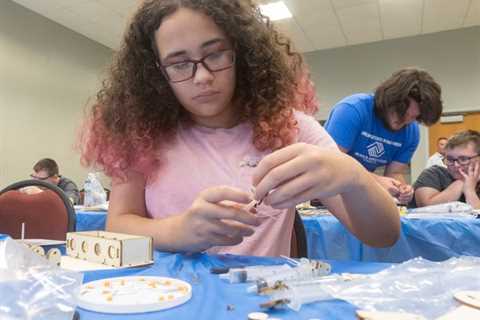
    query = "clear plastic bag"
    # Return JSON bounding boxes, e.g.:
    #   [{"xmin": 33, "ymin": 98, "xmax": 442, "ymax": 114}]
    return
[
  {"xmin": 83, "ymin": 172, "xmax": 107, "ymax": 207},
  {"xmin": 0, "ymin": 238, "xmax": 83, "ymax": 320},
  {"xmin": 320, "ymin": 256, "xmax": 480, "ymax": 319}
]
